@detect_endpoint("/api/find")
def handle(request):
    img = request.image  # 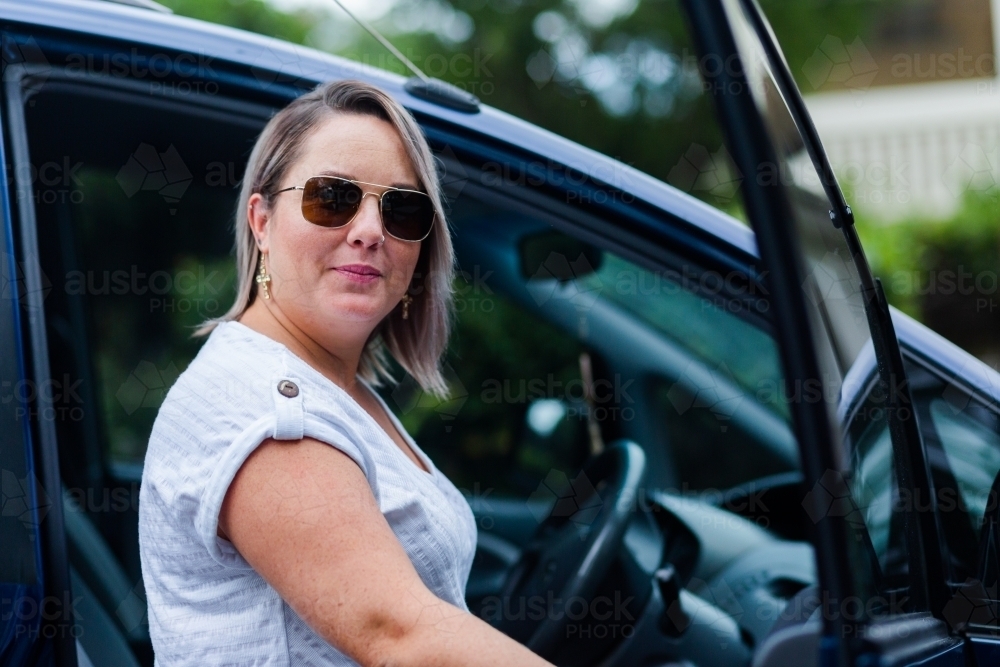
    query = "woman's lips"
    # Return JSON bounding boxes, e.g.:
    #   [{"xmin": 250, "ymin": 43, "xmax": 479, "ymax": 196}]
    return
[{"xmin": 333, "ymin": 264, "xmax": 383, "ymax": 284}]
